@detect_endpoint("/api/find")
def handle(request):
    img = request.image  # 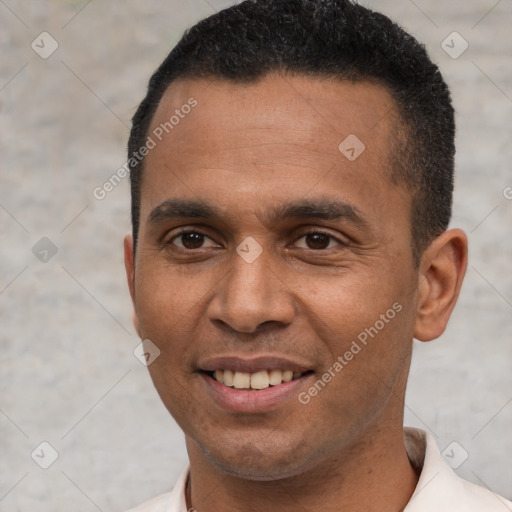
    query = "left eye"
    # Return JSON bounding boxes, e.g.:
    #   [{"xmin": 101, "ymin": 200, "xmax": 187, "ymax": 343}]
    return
[
  {"xmin": 294, "ymin": 232, "xmax": 341, "ymax": 250},
  {"xmin": 169, "ymin": 231, "xmax": 218, "ymax": 250}
]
